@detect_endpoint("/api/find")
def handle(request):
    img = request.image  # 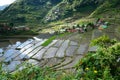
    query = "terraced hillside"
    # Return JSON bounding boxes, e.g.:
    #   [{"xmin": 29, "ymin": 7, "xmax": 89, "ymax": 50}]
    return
[{"xmin": 1, "ymin": 24, "xmax": 119, "ymax": 72}]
